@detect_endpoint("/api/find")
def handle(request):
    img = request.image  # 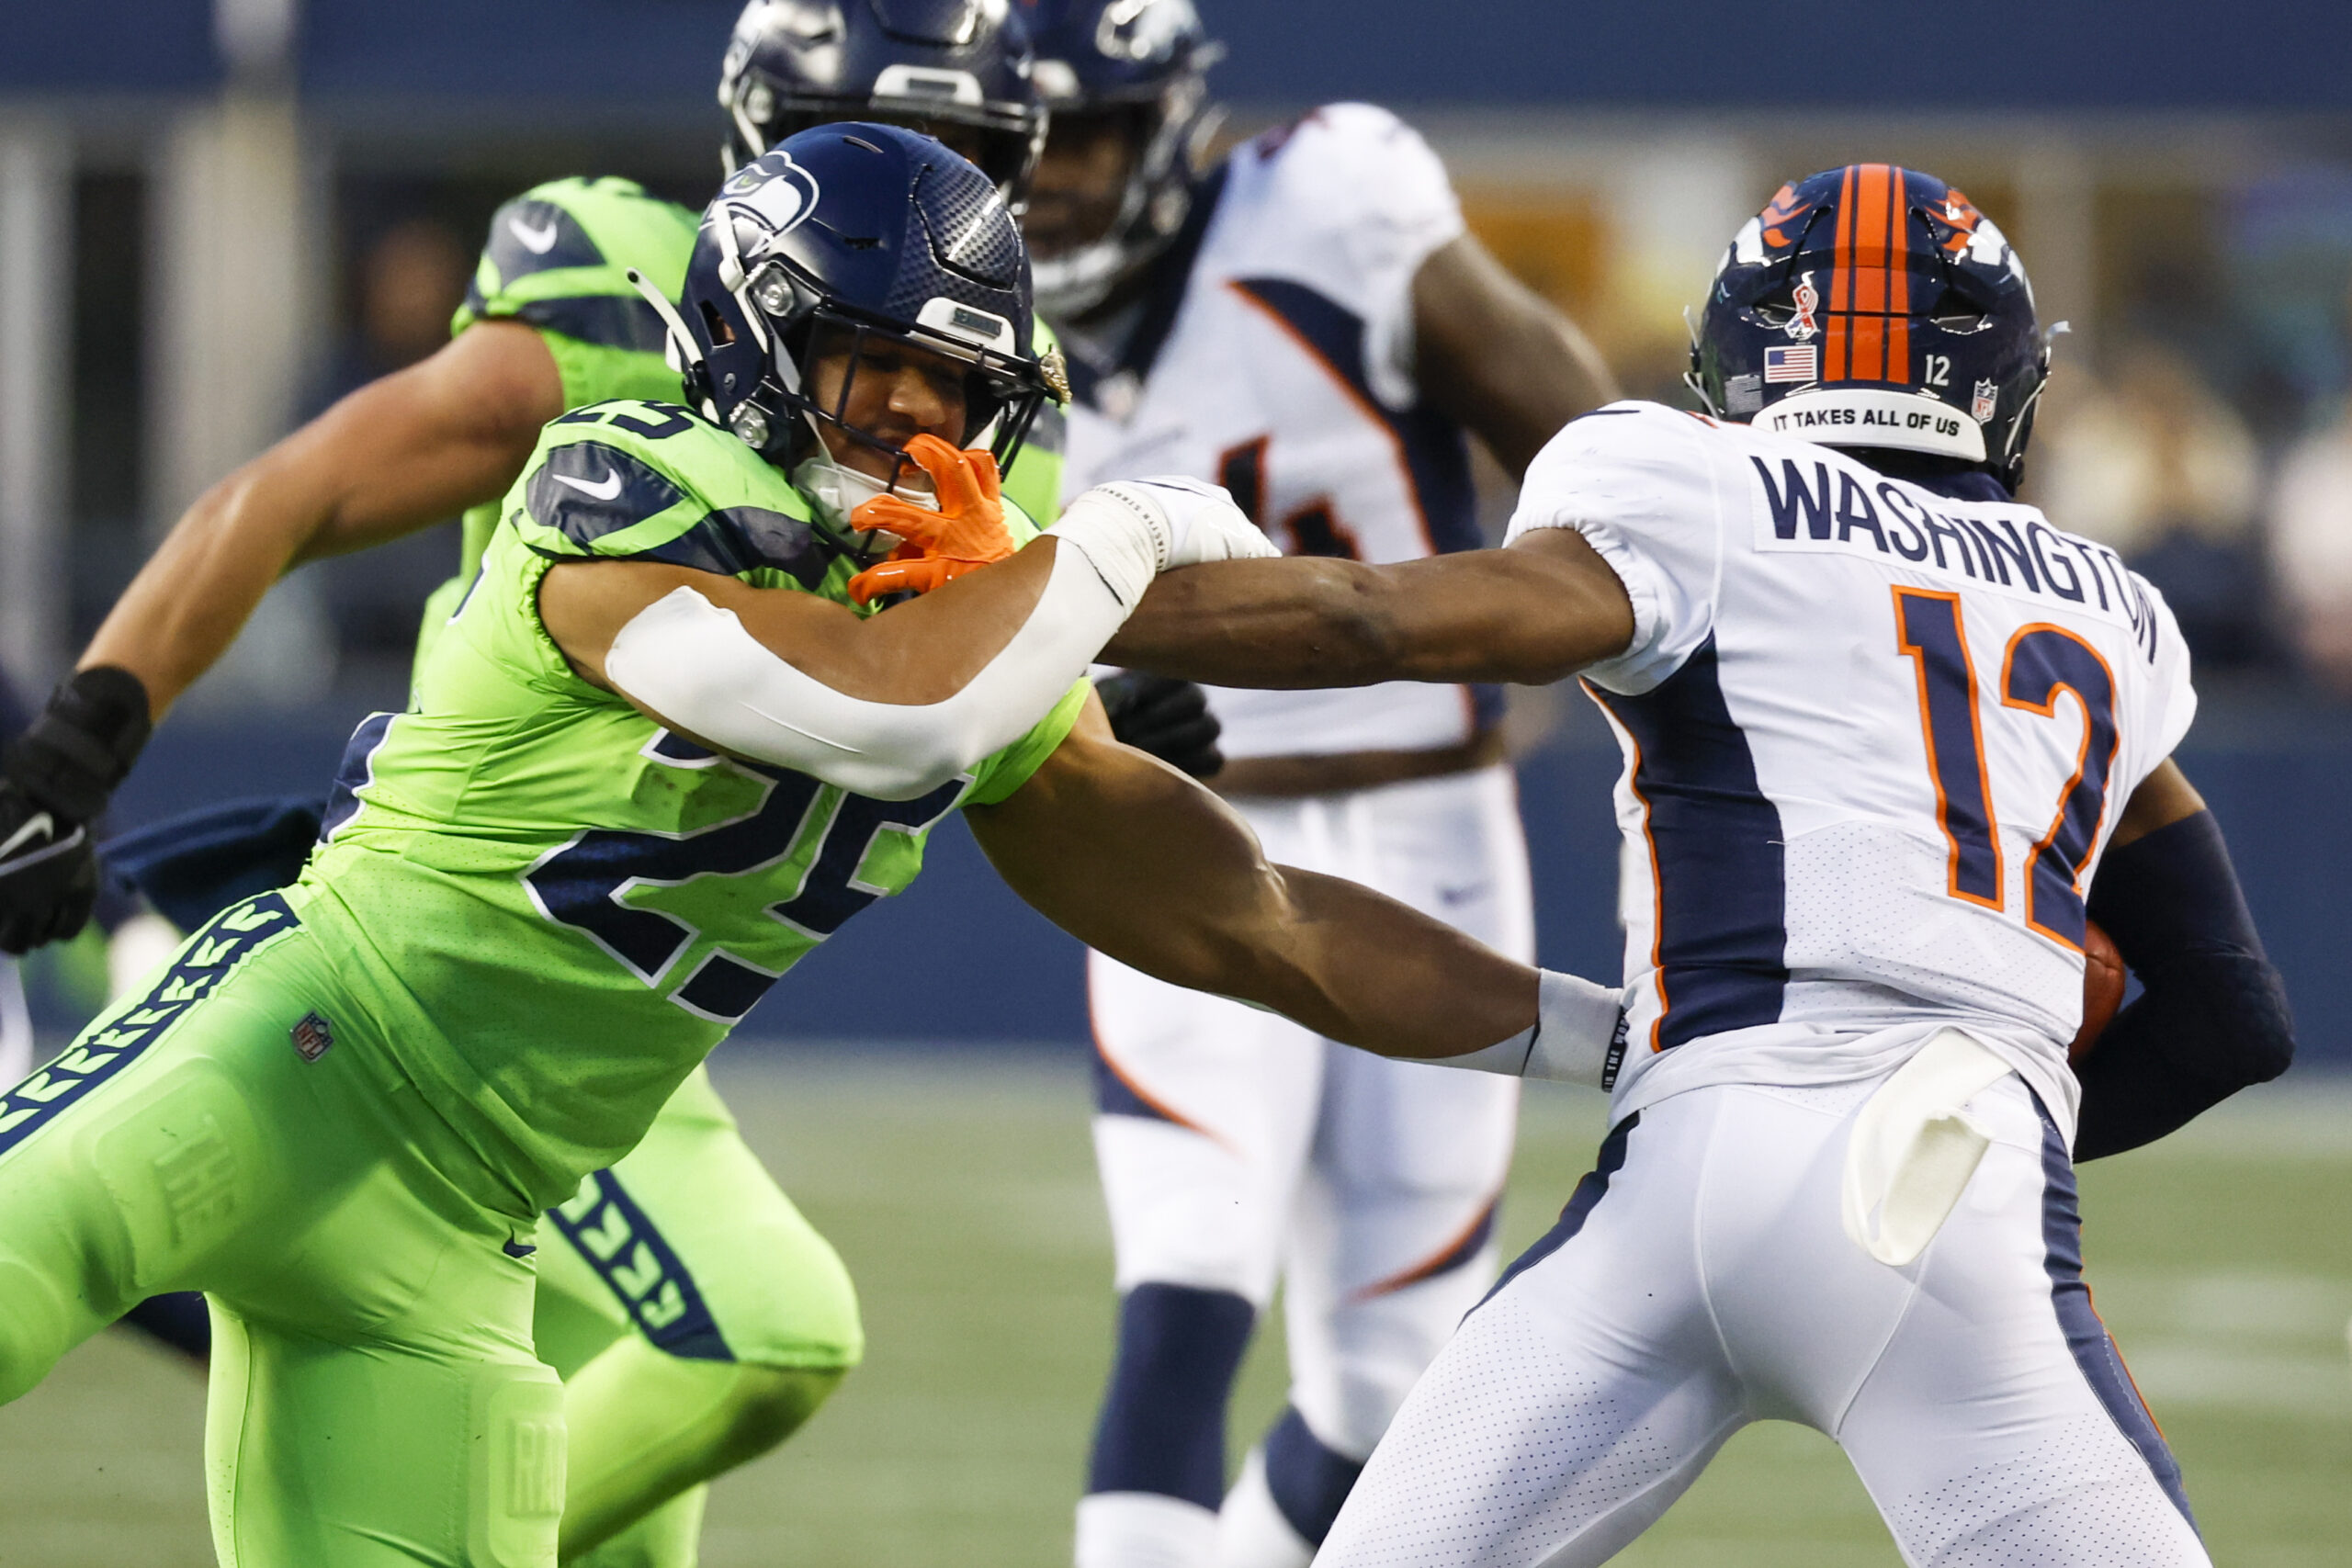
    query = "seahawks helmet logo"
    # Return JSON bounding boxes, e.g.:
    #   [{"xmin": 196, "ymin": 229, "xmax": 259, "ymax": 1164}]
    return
[
  {"xmin": 716, "ymin": 152, "xmax": 822, "ymax": 255},
  {"xmin": 1096, "ymin": 0, "xmax": 1197, "ymax": 62}
]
